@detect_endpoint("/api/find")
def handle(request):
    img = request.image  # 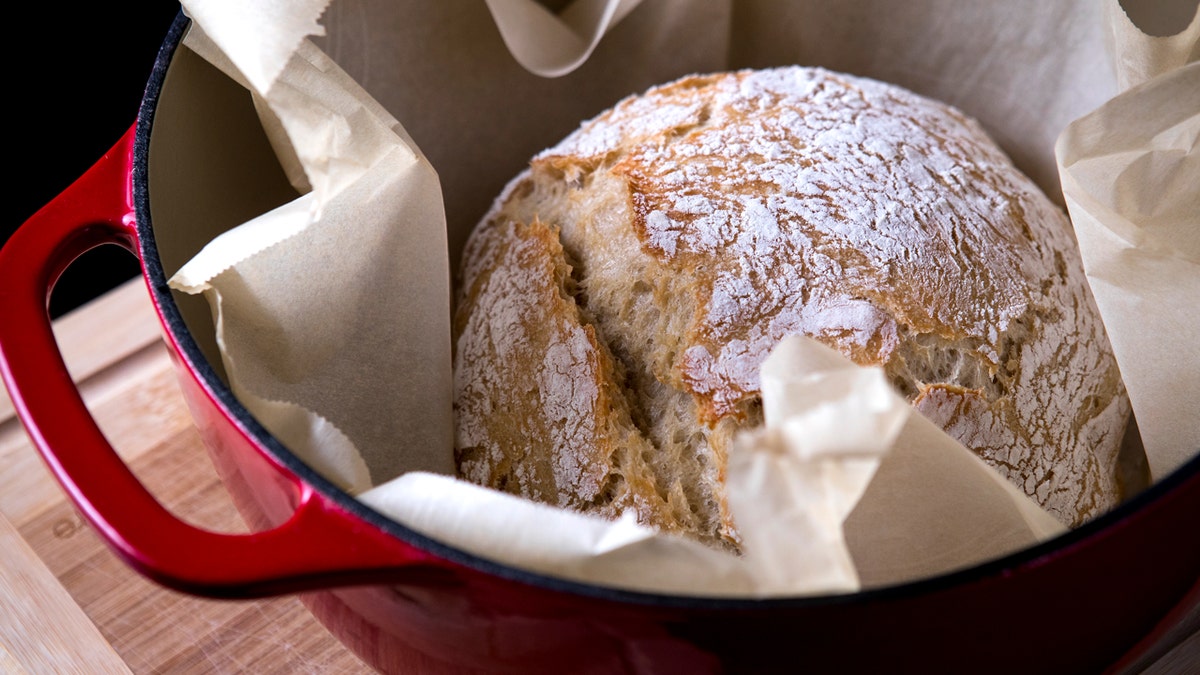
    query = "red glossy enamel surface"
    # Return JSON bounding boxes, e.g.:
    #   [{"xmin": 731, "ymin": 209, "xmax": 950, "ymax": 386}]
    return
[{"xmin": 1, "ymin": 100, "xmax": 1198, "ymax": 673}]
